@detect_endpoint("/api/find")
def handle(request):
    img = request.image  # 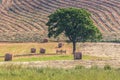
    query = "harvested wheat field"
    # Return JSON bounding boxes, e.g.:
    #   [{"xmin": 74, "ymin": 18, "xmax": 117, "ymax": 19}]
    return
[
  {"xmin": 0, "ymin": 42, "xmax": 72, "ymax": 56},
  {"xmin": 0, "ymin": 42, "xmax": 119, "ymax": 57},
  {"xmin": 78, "ymin": 42, "xmax": 120, "ymax": 58},
  {"xmin": 0, "ymin": 42, "xmax": 119, "ymax": 68},
  {"xmin": 0, "ymin": 42, "xmax": 120, "ymax": 58}
]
